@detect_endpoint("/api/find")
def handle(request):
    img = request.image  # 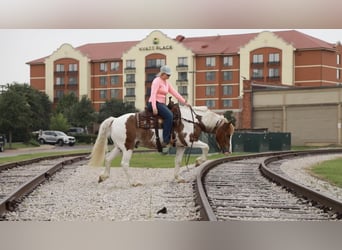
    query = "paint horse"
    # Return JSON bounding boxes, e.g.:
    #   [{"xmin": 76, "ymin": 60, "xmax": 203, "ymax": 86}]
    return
[{"xmin": 88, "ymin": 104, "xmax": 235, "ymax": 186}]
